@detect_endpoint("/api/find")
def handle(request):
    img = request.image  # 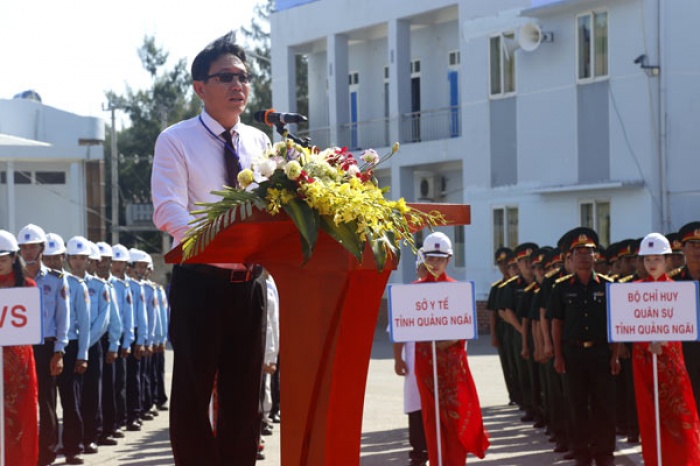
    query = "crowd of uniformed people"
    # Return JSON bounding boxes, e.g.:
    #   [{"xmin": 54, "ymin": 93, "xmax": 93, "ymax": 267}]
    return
[
  {"xmin": 9, "ymin": 223, "xmax": 169, "ymax": 466},
  {"xmin": 488, "ymin": 221, "xmax": 700, "ymax": 466}
]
